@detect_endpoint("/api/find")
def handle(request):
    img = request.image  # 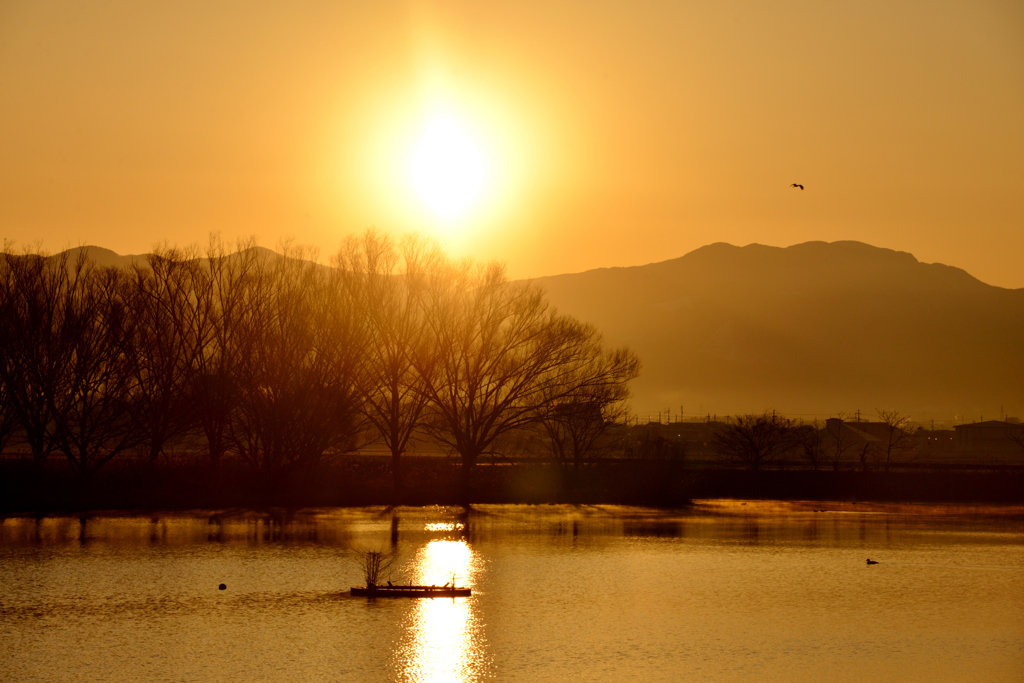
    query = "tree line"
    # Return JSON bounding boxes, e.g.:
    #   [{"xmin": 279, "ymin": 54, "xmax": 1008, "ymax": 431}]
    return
[
  {"xmin": 711, "ymin": 409, "xmax": 918, "ymax": 472},
  {"xmin": 0, "ymin": 233, "xmax": 640, "ymax": 499}
]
